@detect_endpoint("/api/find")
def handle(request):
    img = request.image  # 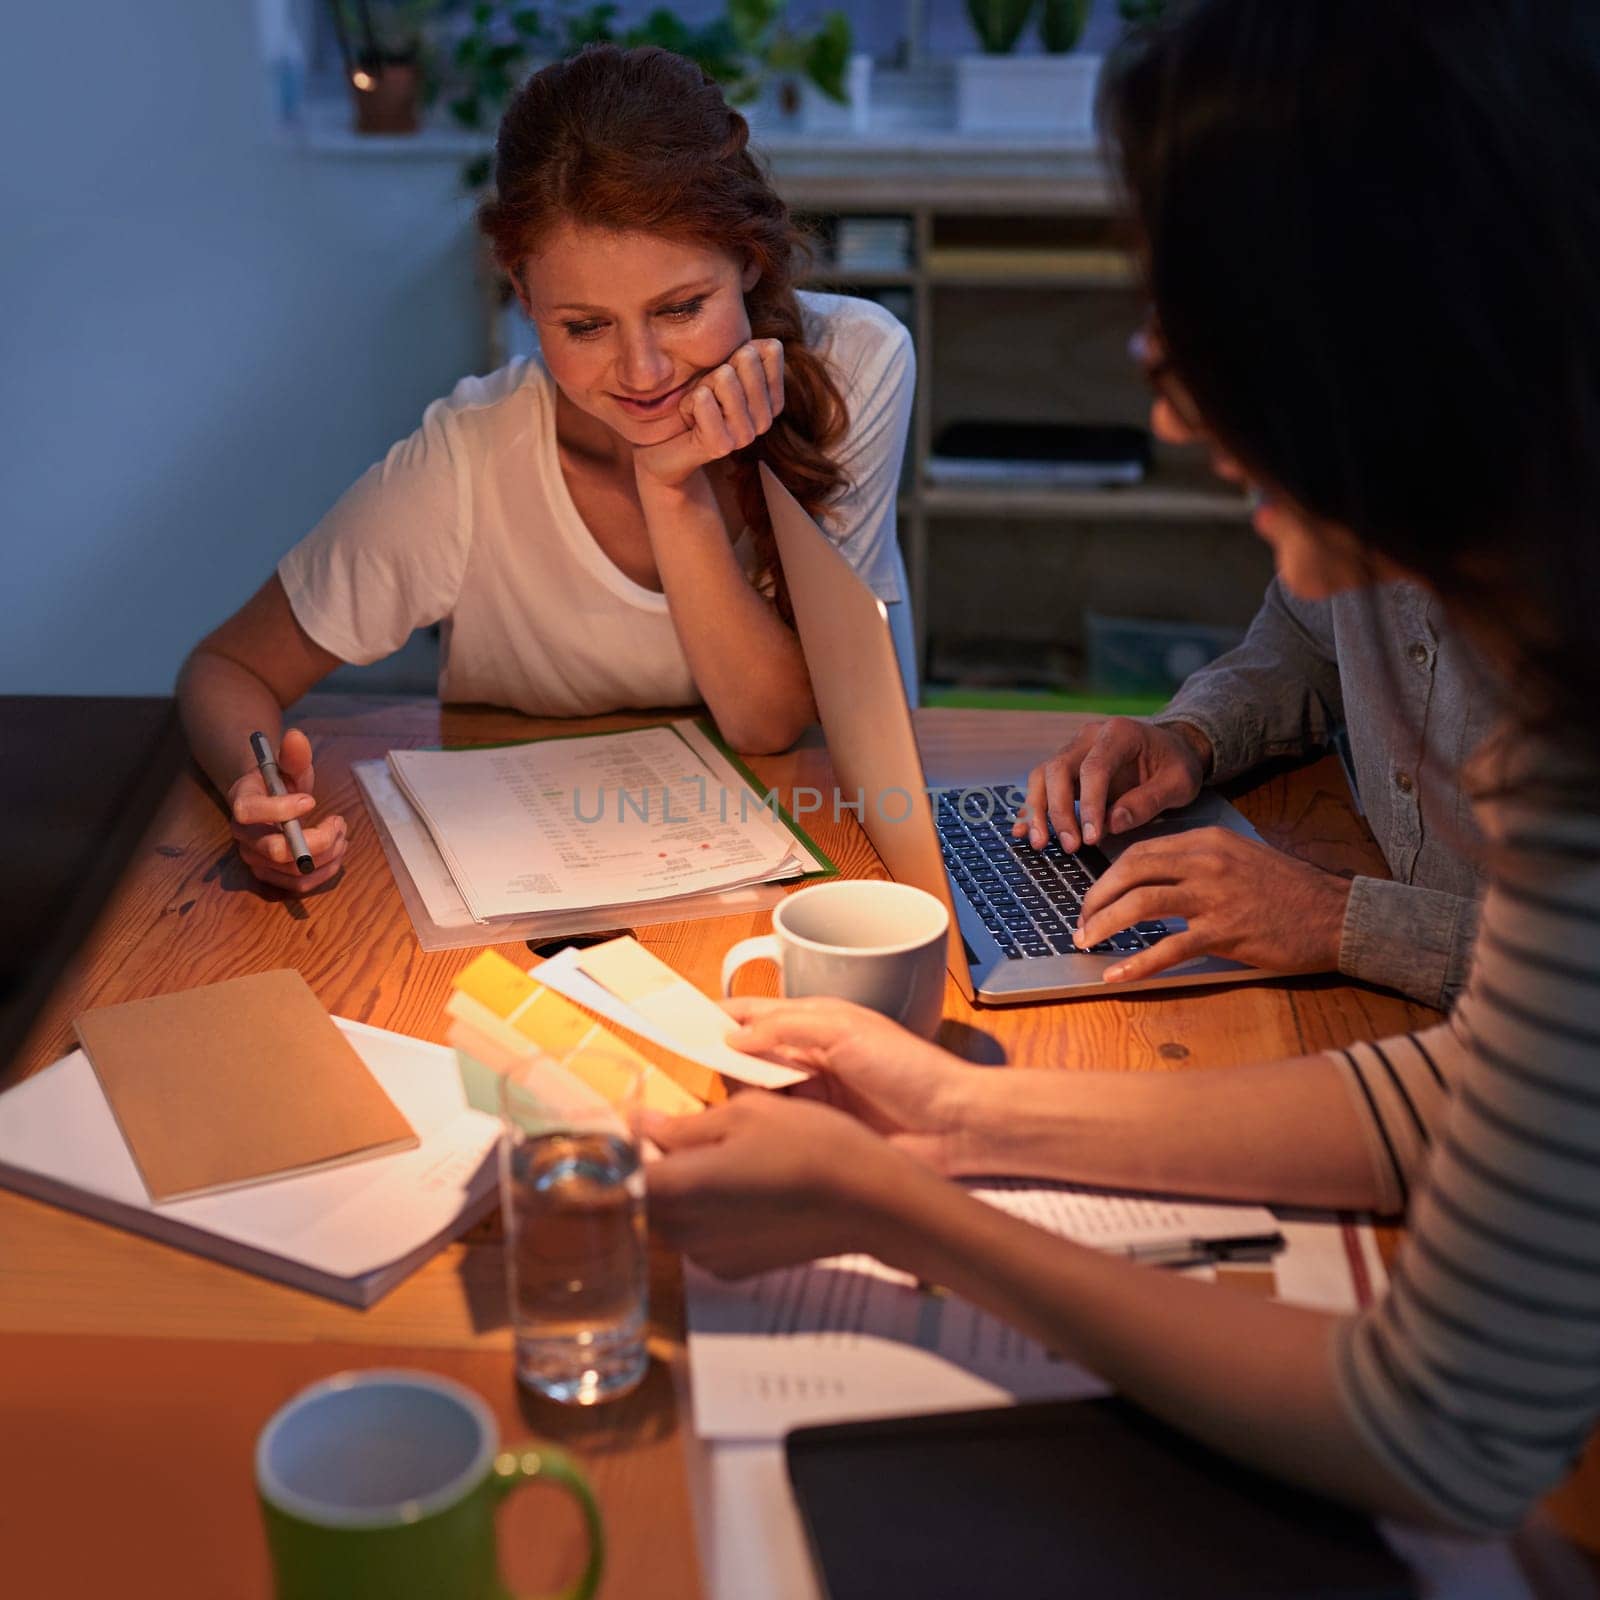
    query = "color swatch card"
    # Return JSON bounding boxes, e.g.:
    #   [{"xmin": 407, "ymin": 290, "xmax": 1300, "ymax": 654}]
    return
[
  {"xmin": 446, "ymin": 949, "xmax": 710, "ymax": 1118},
  {"xmin": 73, "ymin": 970, "xmax": 418, "ymax": 1203},
  {"xmin": 540, "ymin": 936, "xmax": 809, "ymax": 1091}
]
